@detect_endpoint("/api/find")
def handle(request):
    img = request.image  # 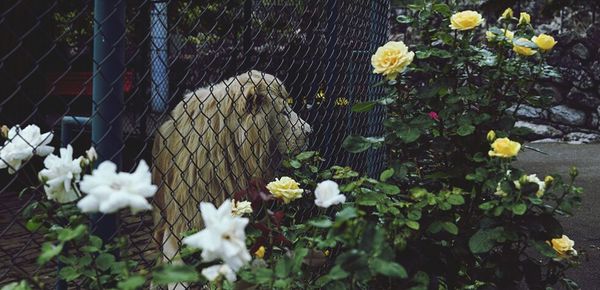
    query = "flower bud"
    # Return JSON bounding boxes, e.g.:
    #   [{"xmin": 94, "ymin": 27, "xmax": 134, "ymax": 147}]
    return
[
  {"xmin": 487, "ymin": 130, "xmax": 496, "ymax": 142},
  {"xmin": 501, "ymin": 8, "xmax": 513, "ymax": 20},
  {"xmin": 255, "ymin": 246, "xmax": 266, "ymax": 259},
  {"xmin": 544, "ymin": 175, "xmax": 554, "ymax": 186},
  {"xmin": 0, "ymin": 125, "xmax": 8, "ymax": 138},
  {"xmin": 518, "ymin": 12, "xmax": 531, "ymax": 25},
  {"xmin": 85, "ymin": 146, "xmax": 97, "ymax": 162},
  {"xmin": 569, "ymin": 166, "xmax": 578, "ymax": 178}
]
